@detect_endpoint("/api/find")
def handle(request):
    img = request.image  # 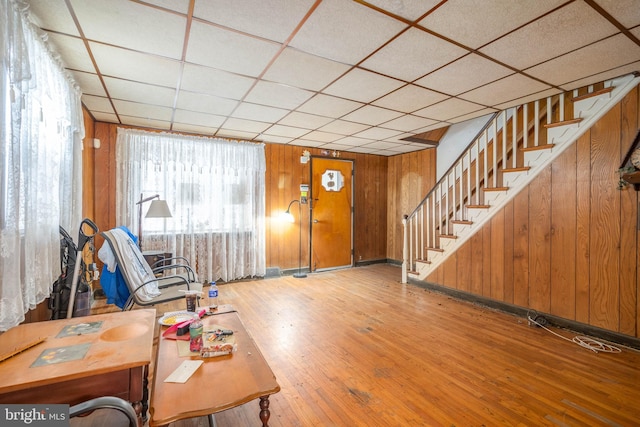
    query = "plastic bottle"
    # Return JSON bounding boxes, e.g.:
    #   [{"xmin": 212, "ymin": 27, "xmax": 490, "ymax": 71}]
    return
[
  {"xmin": 189, "ymin": 315, "xmax": 203, "ymax": 352},
  {"xmin": 208, "ymin": 281, "xmax": 218, "ymax": 308}
]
